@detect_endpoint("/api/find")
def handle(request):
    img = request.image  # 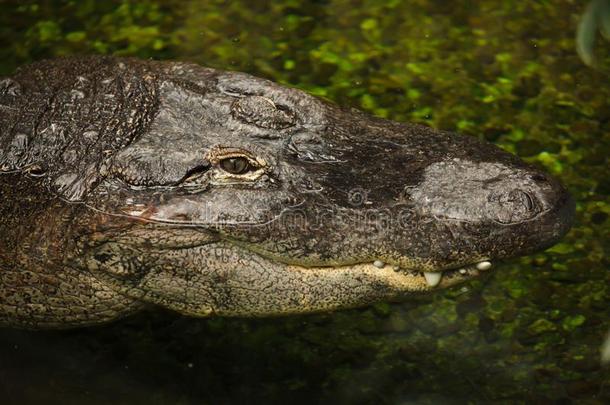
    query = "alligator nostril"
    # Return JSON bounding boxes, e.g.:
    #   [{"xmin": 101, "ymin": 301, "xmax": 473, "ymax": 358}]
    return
[
  {"xmin": 521, "ymin": 191, "xmax": 534, "ymax": 211},
  {"xmin": 486, "ymin": 189, "xmax": 540, "ymax": 224}
]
